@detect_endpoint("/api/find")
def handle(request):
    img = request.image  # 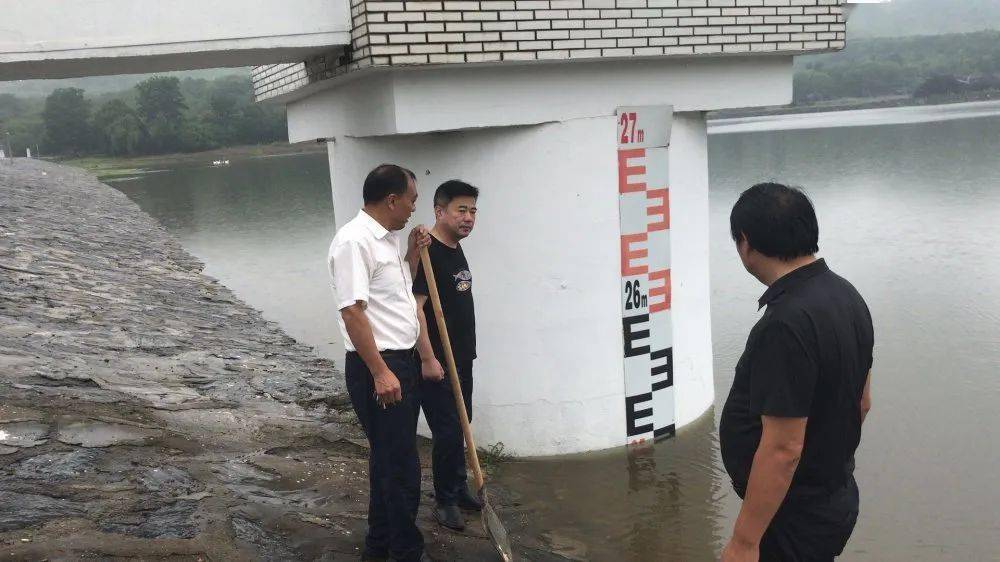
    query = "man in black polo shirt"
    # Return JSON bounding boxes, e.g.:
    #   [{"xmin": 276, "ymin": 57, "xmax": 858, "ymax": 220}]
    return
[
  {"xmin": 410, "ymin": 180, "xmax": 481, "ymax": 532},
  {"xmin": 720, "ymin": 183, "xmax": 874, "ymax": 562}
]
